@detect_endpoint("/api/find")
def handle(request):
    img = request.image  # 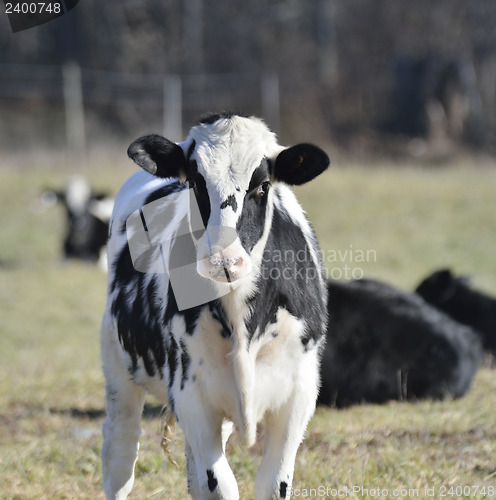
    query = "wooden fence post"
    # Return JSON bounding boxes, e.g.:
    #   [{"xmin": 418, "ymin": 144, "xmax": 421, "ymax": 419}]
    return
[
  {"xmin": 63, "ymin": 61, "xmax": 86, "ymax": 169},
  {"xmin": 163, "ymin": 75, "xmax": 182, "ymax": 141},
  {"xmin": 261, "ymin": 72, "xmax": 280, "ymax": 134}
]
